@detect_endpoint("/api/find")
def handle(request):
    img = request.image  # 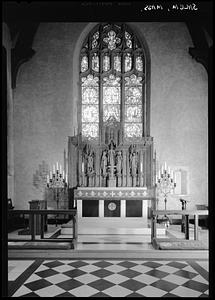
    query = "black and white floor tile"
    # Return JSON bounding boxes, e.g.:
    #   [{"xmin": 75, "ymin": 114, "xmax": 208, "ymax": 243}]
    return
[{"xmin": 9, "ymin": 259, "xmax": 209, "ymax": 297}]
